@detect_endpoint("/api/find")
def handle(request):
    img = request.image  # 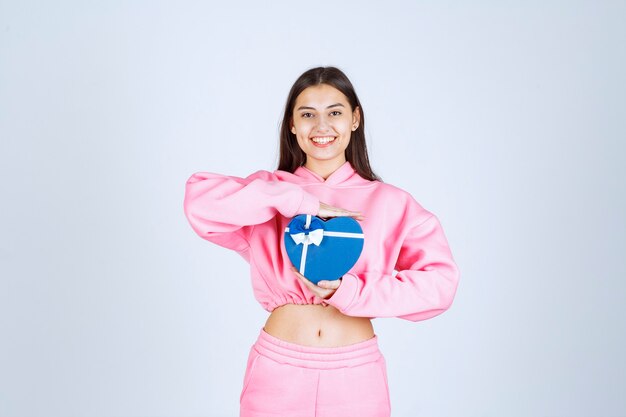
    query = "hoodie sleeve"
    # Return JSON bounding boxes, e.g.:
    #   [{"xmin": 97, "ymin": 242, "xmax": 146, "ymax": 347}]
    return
[
  {"xmin": 324, "ymin": 213, "xmax": 460, "ymax": 322},
  {"xmin": 183, "ymin": 170, "xmax": 320, "ymax": 255}
]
